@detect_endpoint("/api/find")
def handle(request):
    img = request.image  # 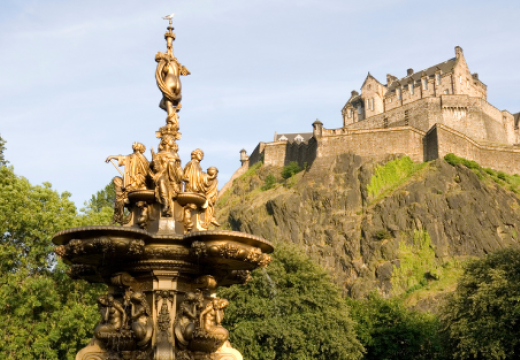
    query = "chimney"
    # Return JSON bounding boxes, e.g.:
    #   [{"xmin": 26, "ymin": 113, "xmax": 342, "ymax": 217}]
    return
[
  {"xmin": 386, "ymin": 74, "xmax": 396, "ymax": 85},
  {"xmin": 407, "ymin": 68, "xmax": 414, "ymax": 76},
  {"xmin": 455, "ymin": 46, "xmax": 463, "ymax": 59}
]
